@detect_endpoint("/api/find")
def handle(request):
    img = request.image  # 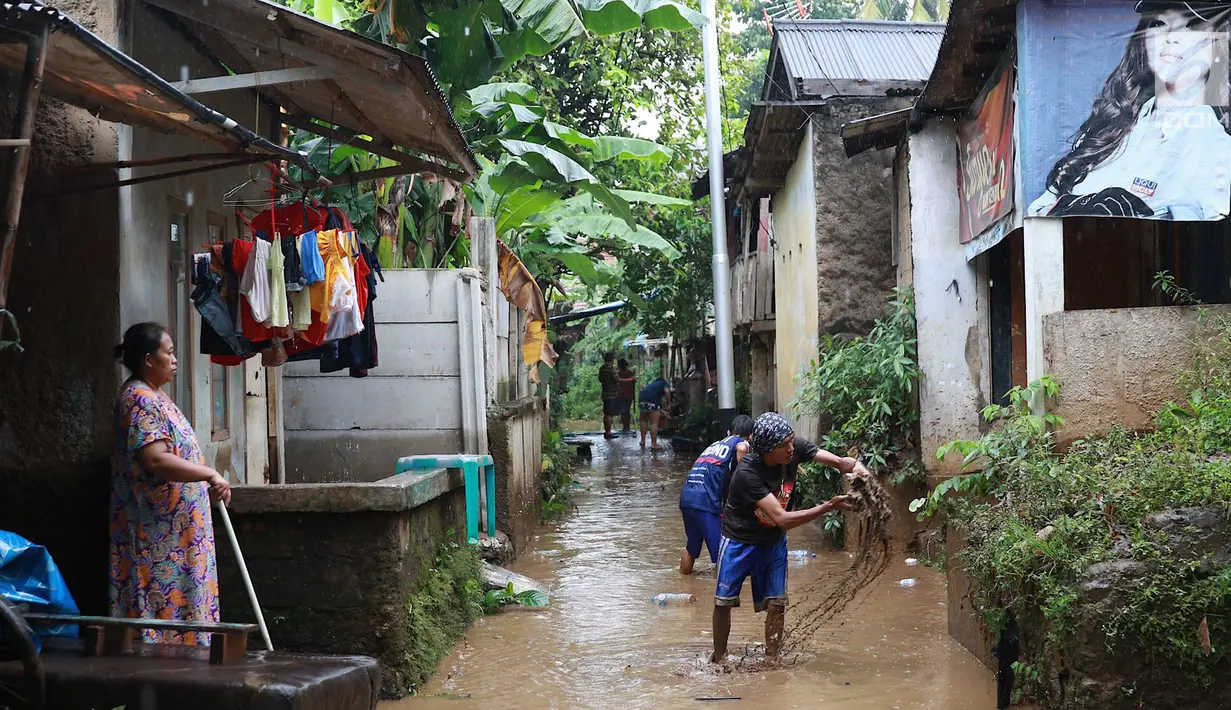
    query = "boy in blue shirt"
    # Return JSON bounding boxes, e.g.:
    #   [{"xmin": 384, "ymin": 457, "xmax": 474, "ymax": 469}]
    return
[{"xmin": 679, "ymin": 415, "xmax": 754, "ymax": 575}]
